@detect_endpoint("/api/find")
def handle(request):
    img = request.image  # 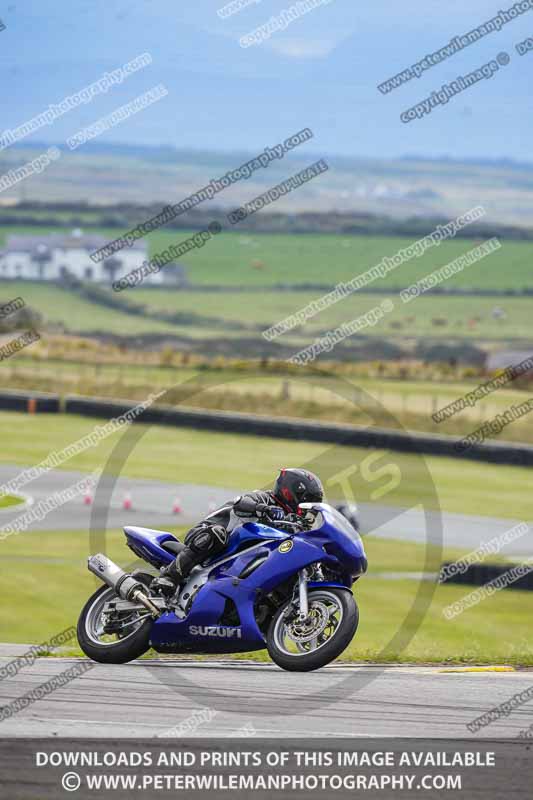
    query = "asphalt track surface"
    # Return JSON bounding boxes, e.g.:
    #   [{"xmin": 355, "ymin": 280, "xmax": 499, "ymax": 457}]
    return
[
  {"xmin": 0, "ymin": 650, "xmax": 531, "ymax": 738},
  {"xmin": 0, "ymin": 464, "xmax": 528, "ymax": 556}
]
